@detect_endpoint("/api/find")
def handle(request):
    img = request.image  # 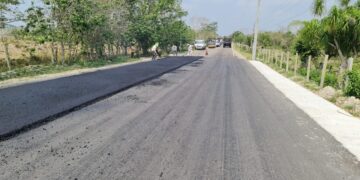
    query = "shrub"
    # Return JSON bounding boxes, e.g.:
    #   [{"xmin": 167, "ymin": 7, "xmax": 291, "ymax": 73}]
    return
[
  {"xmin": 298, "ymin": 68, "xmax": 338, "ymax": 88},
  {"xmin": 299, "ymin": 68, "xmax": 307, "ymax": 77},
  {"xmin": 345, "ymin": 70, "xmax": 360, "ymax": 98},
  {"xmin": 310, "ymin": 70, "xmax": 321, "ymax": 83},
  {"xmin": 324, "ymin": 72, "xmax": 338, "ymax": 88}
]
